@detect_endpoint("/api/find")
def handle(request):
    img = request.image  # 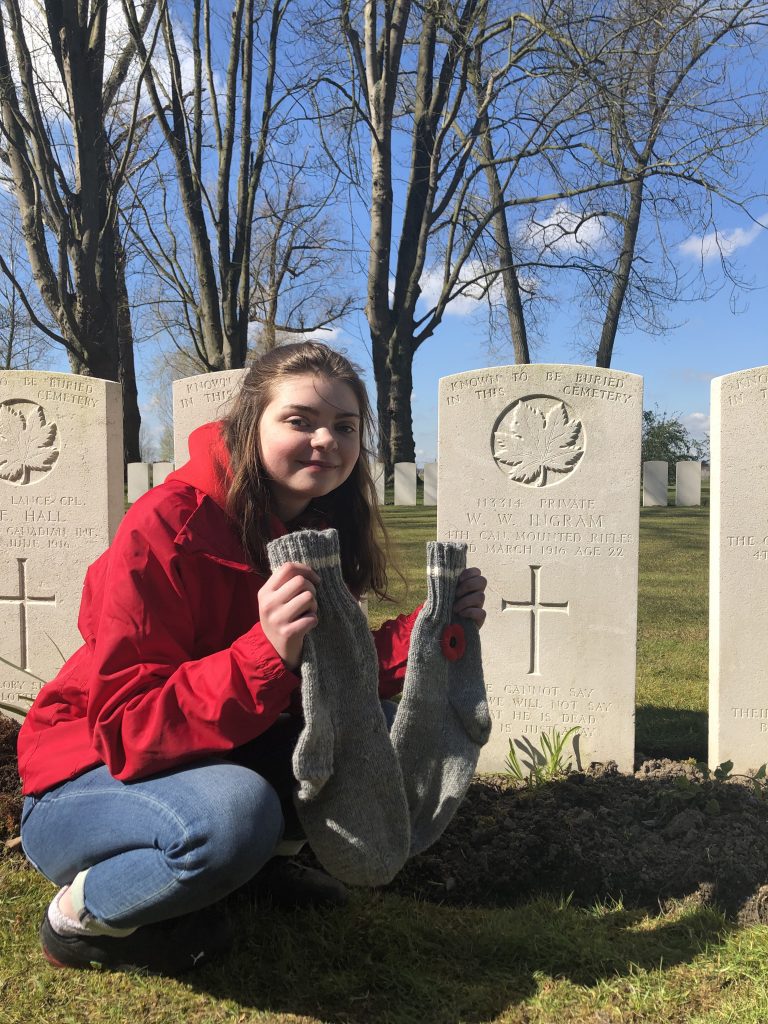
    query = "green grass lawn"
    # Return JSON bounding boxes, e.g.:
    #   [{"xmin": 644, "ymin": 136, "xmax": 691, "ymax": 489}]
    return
[
  {"xmin": 7, "ymin": 500, "xmax": 766, "ymax": 1024},
  {"xmin": 636, "ymin": 504, "xmax": 709, "ymax": 761}
]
